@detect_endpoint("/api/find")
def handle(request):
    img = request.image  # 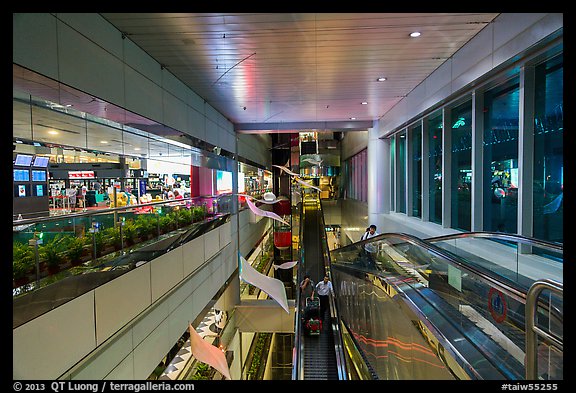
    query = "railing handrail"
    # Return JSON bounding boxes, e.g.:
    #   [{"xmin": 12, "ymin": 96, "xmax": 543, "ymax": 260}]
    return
[
  {"xmin": 525, "ymin": 279, "xmax": 563, "ymax": 380},
  {"xmin": 425, "ymin": 231, "xmax": 563, "ymax": 254},
  {"xmin": 13, "ymin": 193, "xmax": 232, "ymax": 226},
  {"xmin": 292, "ymin": 199, "xmax": 306, "ymax": 380}
]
